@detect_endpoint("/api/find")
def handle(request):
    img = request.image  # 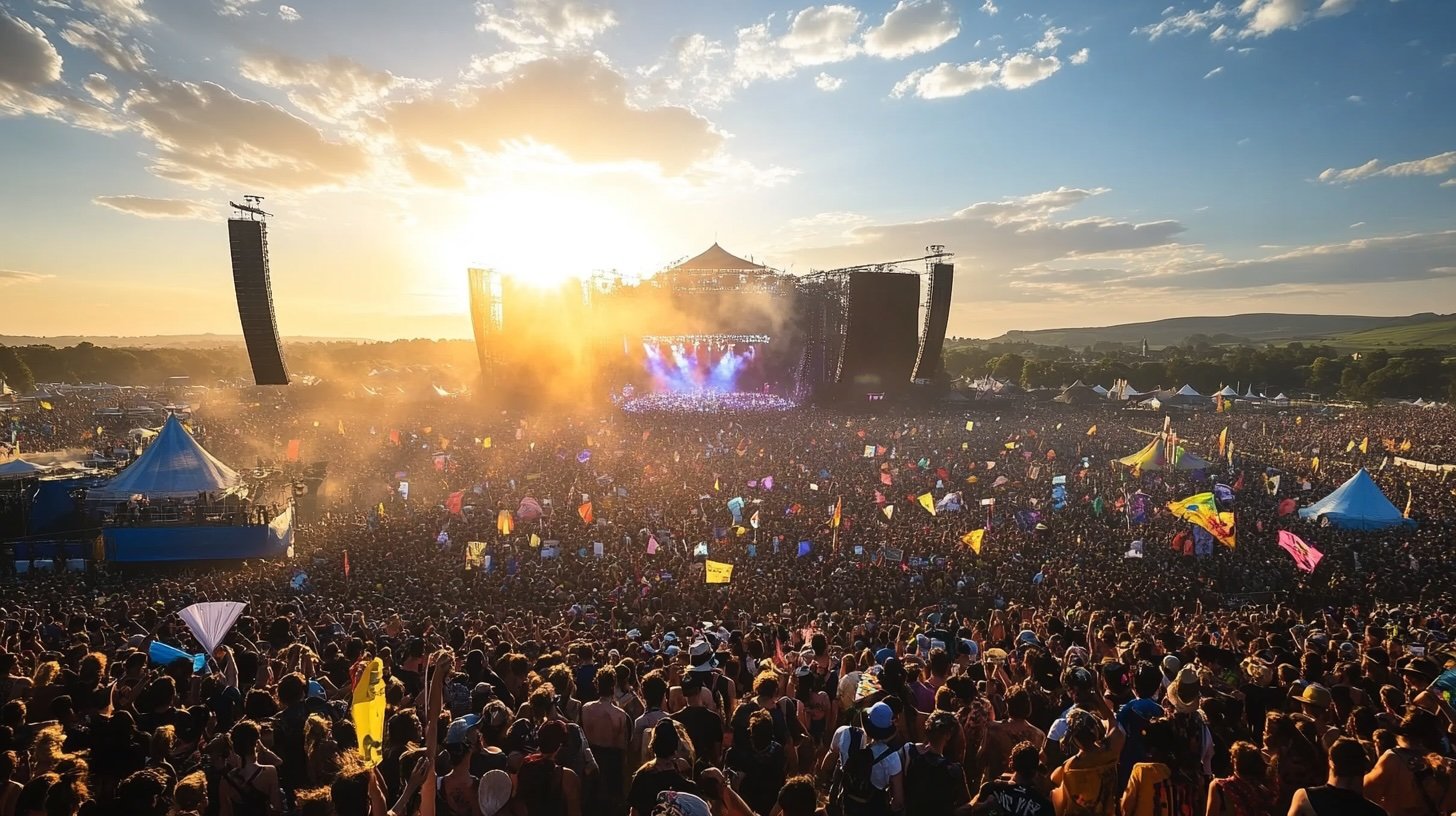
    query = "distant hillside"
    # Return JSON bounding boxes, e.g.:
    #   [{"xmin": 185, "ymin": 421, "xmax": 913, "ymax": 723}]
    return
[
  {"xmin": 1316, "ymin": 316, "xmax": 1456, "ymax": 349},
  {"xmin": 987, "ymin": 313, "xmax": 1451, "ymax": 349},
  {"xmin": 0, "ymin": 334, "xmax": 371, "ymax": 349}
]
